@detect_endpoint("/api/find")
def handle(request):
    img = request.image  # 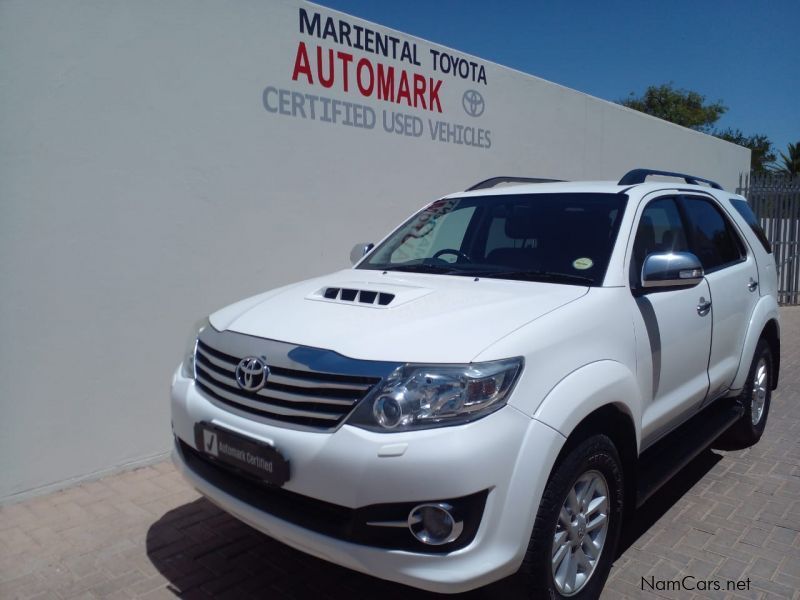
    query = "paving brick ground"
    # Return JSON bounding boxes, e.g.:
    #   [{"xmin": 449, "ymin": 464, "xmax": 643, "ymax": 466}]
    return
[{"xmin": 2, "ymin": 308, "xmax": 798, "ymax": 599}]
